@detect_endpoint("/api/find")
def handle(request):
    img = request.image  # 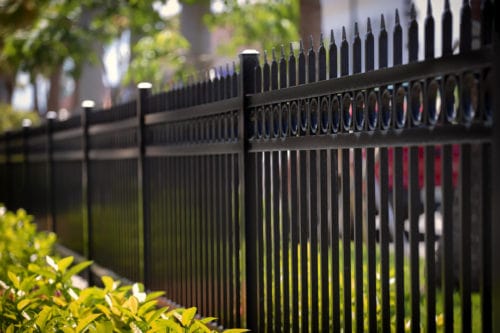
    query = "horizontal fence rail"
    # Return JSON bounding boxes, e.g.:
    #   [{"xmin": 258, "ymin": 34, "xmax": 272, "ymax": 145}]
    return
[{"xmin": 0, "ymin": 0, "xmax": 498, "ymax": 331}]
